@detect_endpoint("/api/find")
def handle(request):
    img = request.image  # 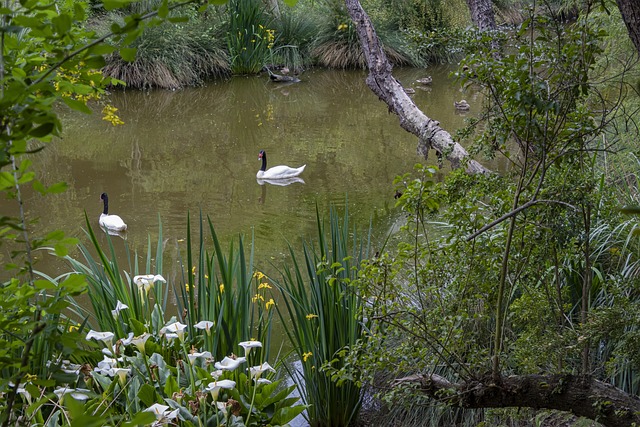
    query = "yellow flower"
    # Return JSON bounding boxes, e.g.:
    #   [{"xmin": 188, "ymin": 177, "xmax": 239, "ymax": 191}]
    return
[
  {"xmin": 252, "ymin": 293, "xmax": 265, "ymax": 303},
  {"xmin": 337, "ymin": 23, "xmax": 348, "ymax": 31},
  {"xmin": 192, "ymin": 266, "xmax": 196, "ymax": 276},
  {"xmin": 68, "ymin": 325, "xmax": 78, "ymax": 332},
  {"xmin": 303, "ymin": 351, "xmax": 312, "ymax": 362},
  {"xmin": 219, "ymin": 283, "xmax": 225, "ymax": 293},
  {"xmin": 101, "ymin": 105, "xmax": 124, "ymax": 126},
  {"xmin": 306, "ymin": 314, "xmax": 318, "ymax": 320},
  {"xmin": 265, "ymin": 298, "xmax": 275, "ymax": 310},
  {"xmin": 258, "ymin": 282, "xmax": 272, "ymax": 290},
  {"xmin": 253, "ymin": 271, "xmax": 266, "ymax": 280},
  {"xmin": 185, "ymin": 283, "xmax": 190, "ymax": 292},
  {"xmin": 205, "ymin": 274, "xmax": 209, "ymax": 279}
]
